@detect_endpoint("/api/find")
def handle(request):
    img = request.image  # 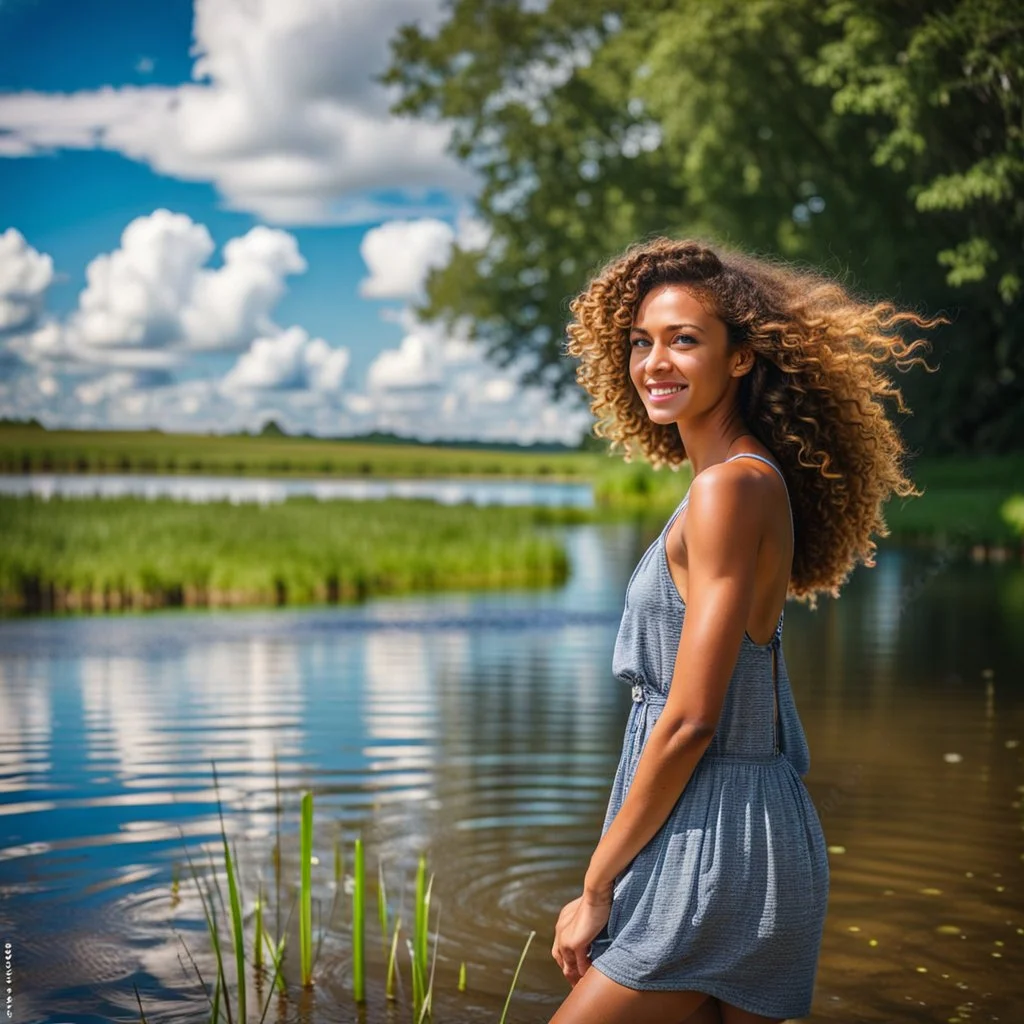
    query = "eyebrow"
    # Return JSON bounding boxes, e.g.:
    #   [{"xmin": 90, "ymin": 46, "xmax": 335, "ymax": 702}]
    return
[{"xmin": 629, "ymin": 322, "xmax": 706, "ymax": 335}]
